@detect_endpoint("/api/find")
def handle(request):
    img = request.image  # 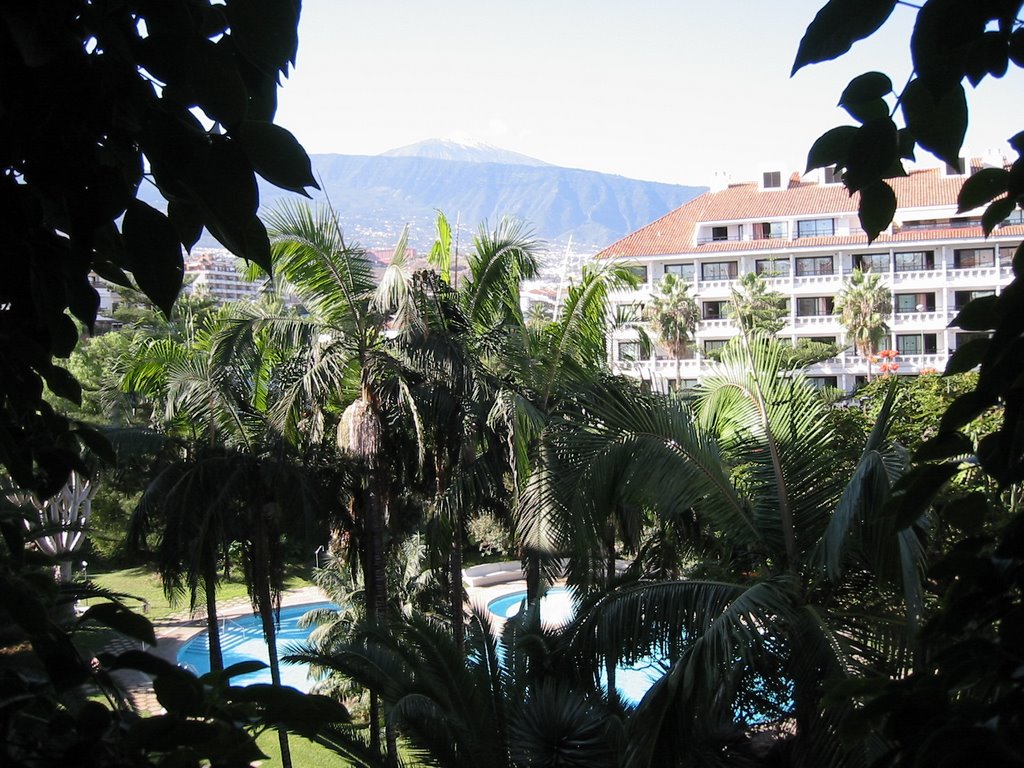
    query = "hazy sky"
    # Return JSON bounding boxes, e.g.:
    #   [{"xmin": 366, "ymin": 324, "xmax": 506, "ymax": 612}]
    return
[{"xmin": 275, "ymin": 1, "xmax": 1024, "ymax": 186}]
